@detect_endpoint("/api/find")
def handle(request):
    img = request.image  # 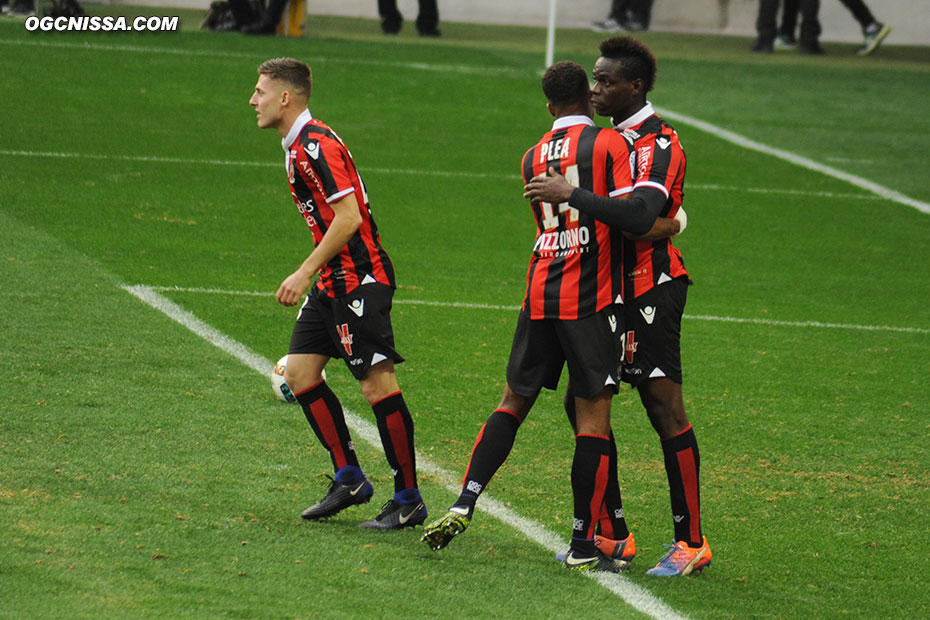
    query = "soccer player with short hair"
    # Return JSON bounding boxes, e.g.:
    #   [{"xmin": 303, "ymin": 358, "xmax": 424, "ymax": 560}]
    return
[
  {"xmin": 524, "ymin": 36, "xmax": 712, "ymax": 577},
  {"xmin": 422, "ymin": 60, "xmax": 676, "ymax": 573},
  {"xmin": 248, "ymin": 57, "xmax": 426, "ymax": 530}
]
